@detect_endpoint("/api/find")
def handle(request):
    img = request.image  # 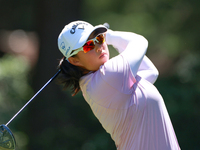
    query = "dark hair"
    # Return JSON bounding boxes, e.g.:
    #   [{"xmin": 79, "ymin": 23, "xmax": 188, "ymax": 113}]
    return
[{"xmin": 57, "ymin": 57, "xmax": 86, "ymax": 96}]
